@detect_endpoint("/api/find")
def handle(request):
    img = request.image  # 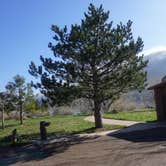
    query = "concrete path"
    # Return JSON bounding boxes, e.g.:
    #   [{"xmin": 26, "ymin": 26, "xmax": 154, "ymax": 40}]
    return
[
  {"xmin": 79, "ymin": 129, "xmax": 119, "ymax": 137},
  {"xmin": 84, "ymin": 116, "xmax": 166, "ymax": 136},
  {"xmin": 85, "ymin": 116, "xmax": 139, "ymax": 126}
]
